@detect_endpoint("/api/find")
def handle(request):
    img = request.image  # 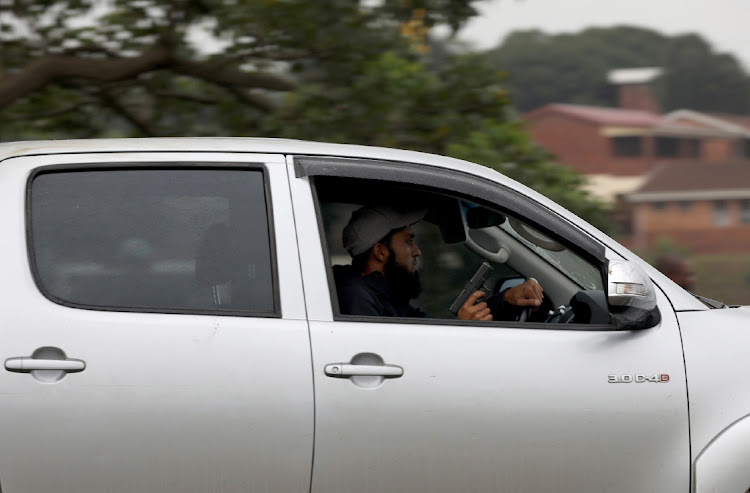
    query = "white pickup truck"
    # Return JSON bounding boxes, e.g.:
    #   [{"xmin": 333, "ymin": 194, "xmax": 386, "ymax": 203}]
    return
[{"xmin": 0, "ymin": 138, "xmax": 747, "ymax": 493}]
